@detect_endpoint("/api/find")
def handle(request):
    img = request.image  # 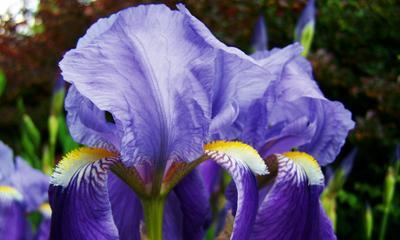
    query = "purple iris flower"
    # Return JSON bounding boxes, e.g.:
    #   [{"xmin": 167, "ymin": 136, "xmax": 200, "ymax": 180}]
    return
[
  {"xmin": 51, "ymin": 4, "xmax": 273, "ymax": 240},
  {"xmin": 218, "ymin": 41, "xmax": 354, "ymax": 238},
  {"xmin": 0, "ymin": 141, "xmax": 50, "ymax": 240},
  {"xmin": 50, "ymin": 3, "xmax": 355, "ymax": 239}
]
